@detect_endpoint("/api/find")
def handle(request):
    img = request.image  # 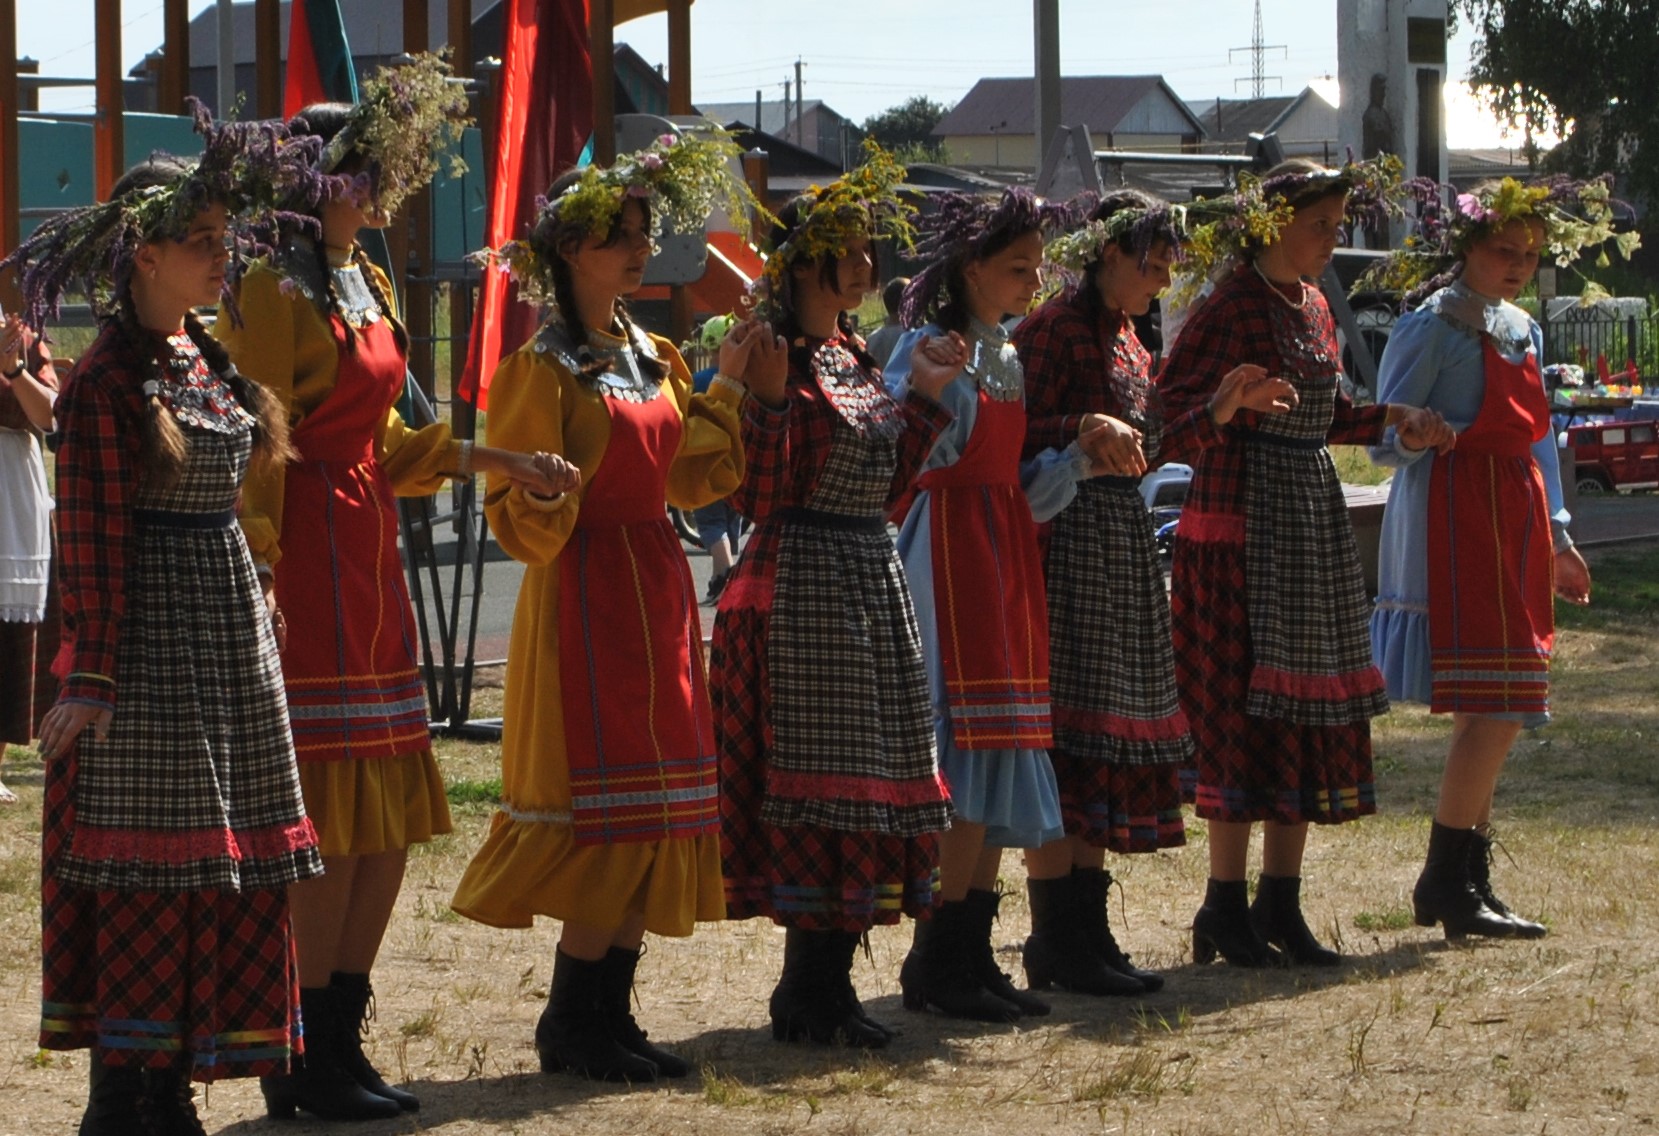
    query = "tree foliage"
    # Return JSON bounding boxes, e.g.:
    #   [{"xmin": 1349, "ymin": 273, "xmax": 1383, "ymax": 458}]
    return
[
  {"xmin": 1458, "ymin": 1, "xmax": 1659, "ymax": 202},
  {"xmin": 862, "ymin": 96, "xmax": 951, "ymax": 150}
]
